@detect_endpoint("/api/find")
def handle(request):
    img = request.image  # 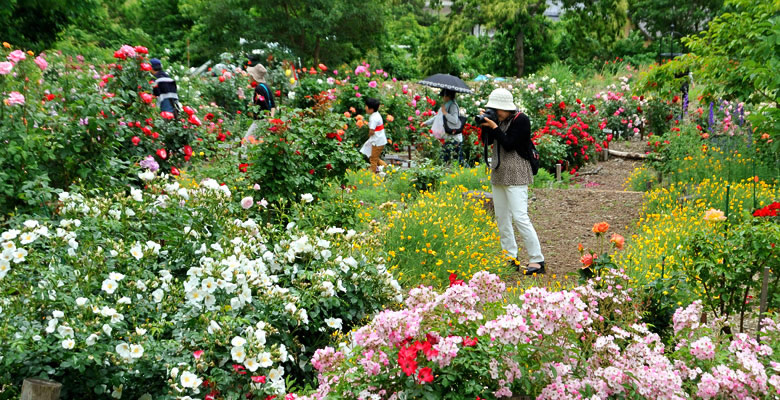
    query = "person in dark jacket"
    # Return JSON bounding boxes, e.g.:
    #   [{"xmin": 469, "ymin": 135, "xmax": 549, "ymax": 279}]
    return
[
  {"xmin": 150, "ymin": 58, "xmax": 179, "ymax": 117},
  {"xmin": 246, "ymin": 63, "xmax": 276, "ymax": 138},
  {"xmin": 480, "ymin": 88, "xmax": 545, "ymax": 275}
]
